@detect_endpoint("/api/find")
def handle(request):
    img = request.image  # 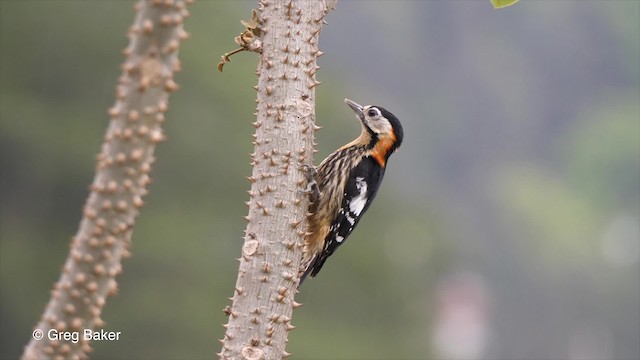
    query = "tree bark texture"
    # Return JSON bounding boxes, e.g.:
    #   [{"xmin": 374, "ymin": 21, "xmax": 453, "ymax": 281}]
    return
[
  {"xmin": 21, "ymin": 1, "xmax": 191, "ymax": 358},
  {"xmin": 220, "ymin": 1, "xmax": 336, "ymax": 359}
]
